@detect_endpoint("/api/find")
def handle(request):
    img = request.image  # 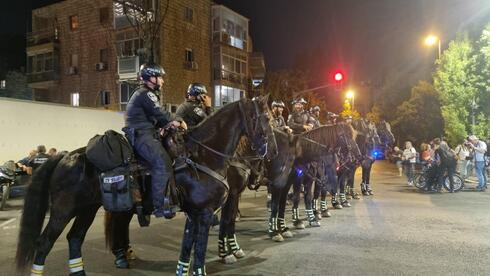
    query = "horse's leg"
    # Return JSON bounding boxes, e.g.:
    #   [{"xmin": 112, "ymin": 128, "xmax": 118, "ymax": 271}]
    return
[
  {"xmin": 348, "ymin": 166, "xmax": 360, "ymax": 198},
  {"xmin": 366, "ymin": 160, "xmax": 375, "ymax": 195},
  {"xmin": 361, "ymin": 160, "xmax": 372, "ymax": 196},
  {"xmin": 31, "ymin": 211, "xmax": 73, "ymax": 276},
  {"xmin": 110, "ymin": 212, "xmax": 133, "ymax": 269},
  {"xmin": 176, "ymin": 215, "xmax": 195, "ymax": 276},
  {"xmin": 192, "ymin": 209, "xmax": 213, "ymax": 276},
  {"xmin": 278, "ymin": 180, "xmax": 294, "ymax": 238},
  {"xmin": 218, "ymin": 190, "xmax": 241, "ymax": 264},
  {"xmin": 268, "ymin": 184, "xmax": 284, "ymax": 242},
  {"xmin": 227, "ymin": 192, "xmax": 245, "ymax": 258},
  {"xmin": 303, "ymin": 173, "xmax": 320, "ymax": 227},
  {"xmin": 291, "ymin": 174, "xmax": 305, "ymax": 229},
  {"xmin": 339, "ymin": 170, "xmax": 351, "ymax": 207},
  {"xmin": 66, "ymin": 205, "xmax": 99, "ymax": 276},
  {"xmin": 332, "ymin": 170, "xmax": 343, "ymax": 210}
]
